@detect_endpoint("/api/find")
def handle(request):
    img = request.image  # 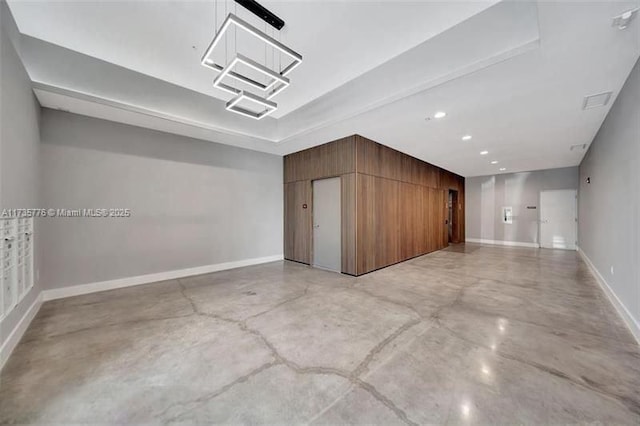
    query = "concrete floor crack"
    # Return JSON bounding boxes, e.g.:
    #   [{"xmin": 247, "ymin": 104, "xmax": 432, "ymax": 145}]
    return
[
  {"xmin": 350, "ymin": 286, "xmax": 424, "ymax": 319},
  {"xmin": 160, "ymin": 360, "xmax": 281, "ymax": 422},
  {"xmin": 429, "ymin": 277, "xmax": 481, "ymax": 321},
  {"xmin": 354, "ymin": 378, "xmax": 419, "ymax": 426},
  {"xmin": 177, "ymin": 279, "xmax": 202, "ymax": 315},
  {"xmin": 243, "ymin": 282, "xmax": 311, "ymax": 321},
  {"xmin": 352, "ymin": 318, "xmax": 421, "ymax": 378},
  {"xmin": 6, "ymin": 249, "xmax": 637, "ymax": 424},
  {"xmin": 19, "ymin": 313, "xmax": 197, "ymax": 344},
  {"xmin": 435, "ymin": 318, "xmax": 640, "ymax": 416},
  {"xmin": 177, "ymin": 278, "xmax": 311, "ymax": 324},
  {"xmin": 237, "ymin": 313, "xmax": 419, "ymax": 425}
]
